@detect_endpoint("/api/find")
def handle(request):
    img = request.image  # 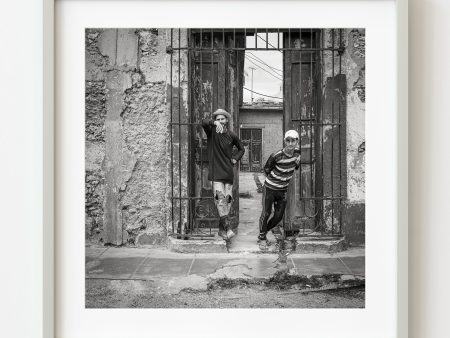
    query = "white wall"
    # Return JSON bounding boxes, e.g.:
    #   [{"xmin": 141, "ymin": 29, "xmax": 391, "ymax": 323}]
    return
[{"xmin": 410, "ymin": 0, "xmax": 450, "ymax": 337}]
